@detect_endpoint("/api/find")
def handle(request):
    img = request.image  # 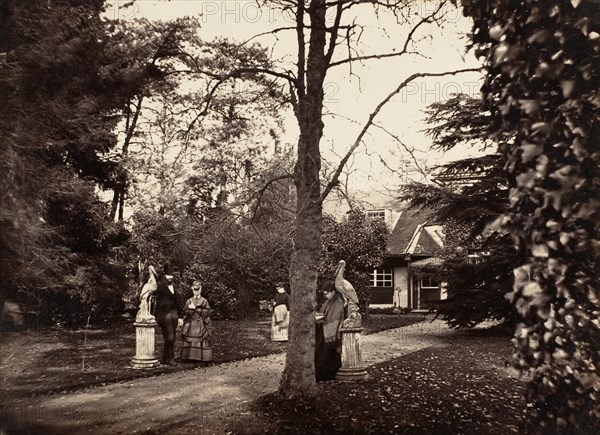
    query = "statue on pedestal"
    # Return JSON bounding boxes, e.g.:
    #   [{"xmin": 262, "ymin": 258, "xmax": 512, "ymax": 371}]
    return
[
  {"xmin": 132, "ymin": 264, "xmax": 160, "ymax": 369},
  {"xmin": 334, "ymin": 260, "xmax": 362, "ymax": 327},
  {"xmin": 136, "ymin": 265, "xmax": 157, "ymax": 323},
  {"xmin": 331, "ymin": 260, "xmax": 368, "ymax": 381}
]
